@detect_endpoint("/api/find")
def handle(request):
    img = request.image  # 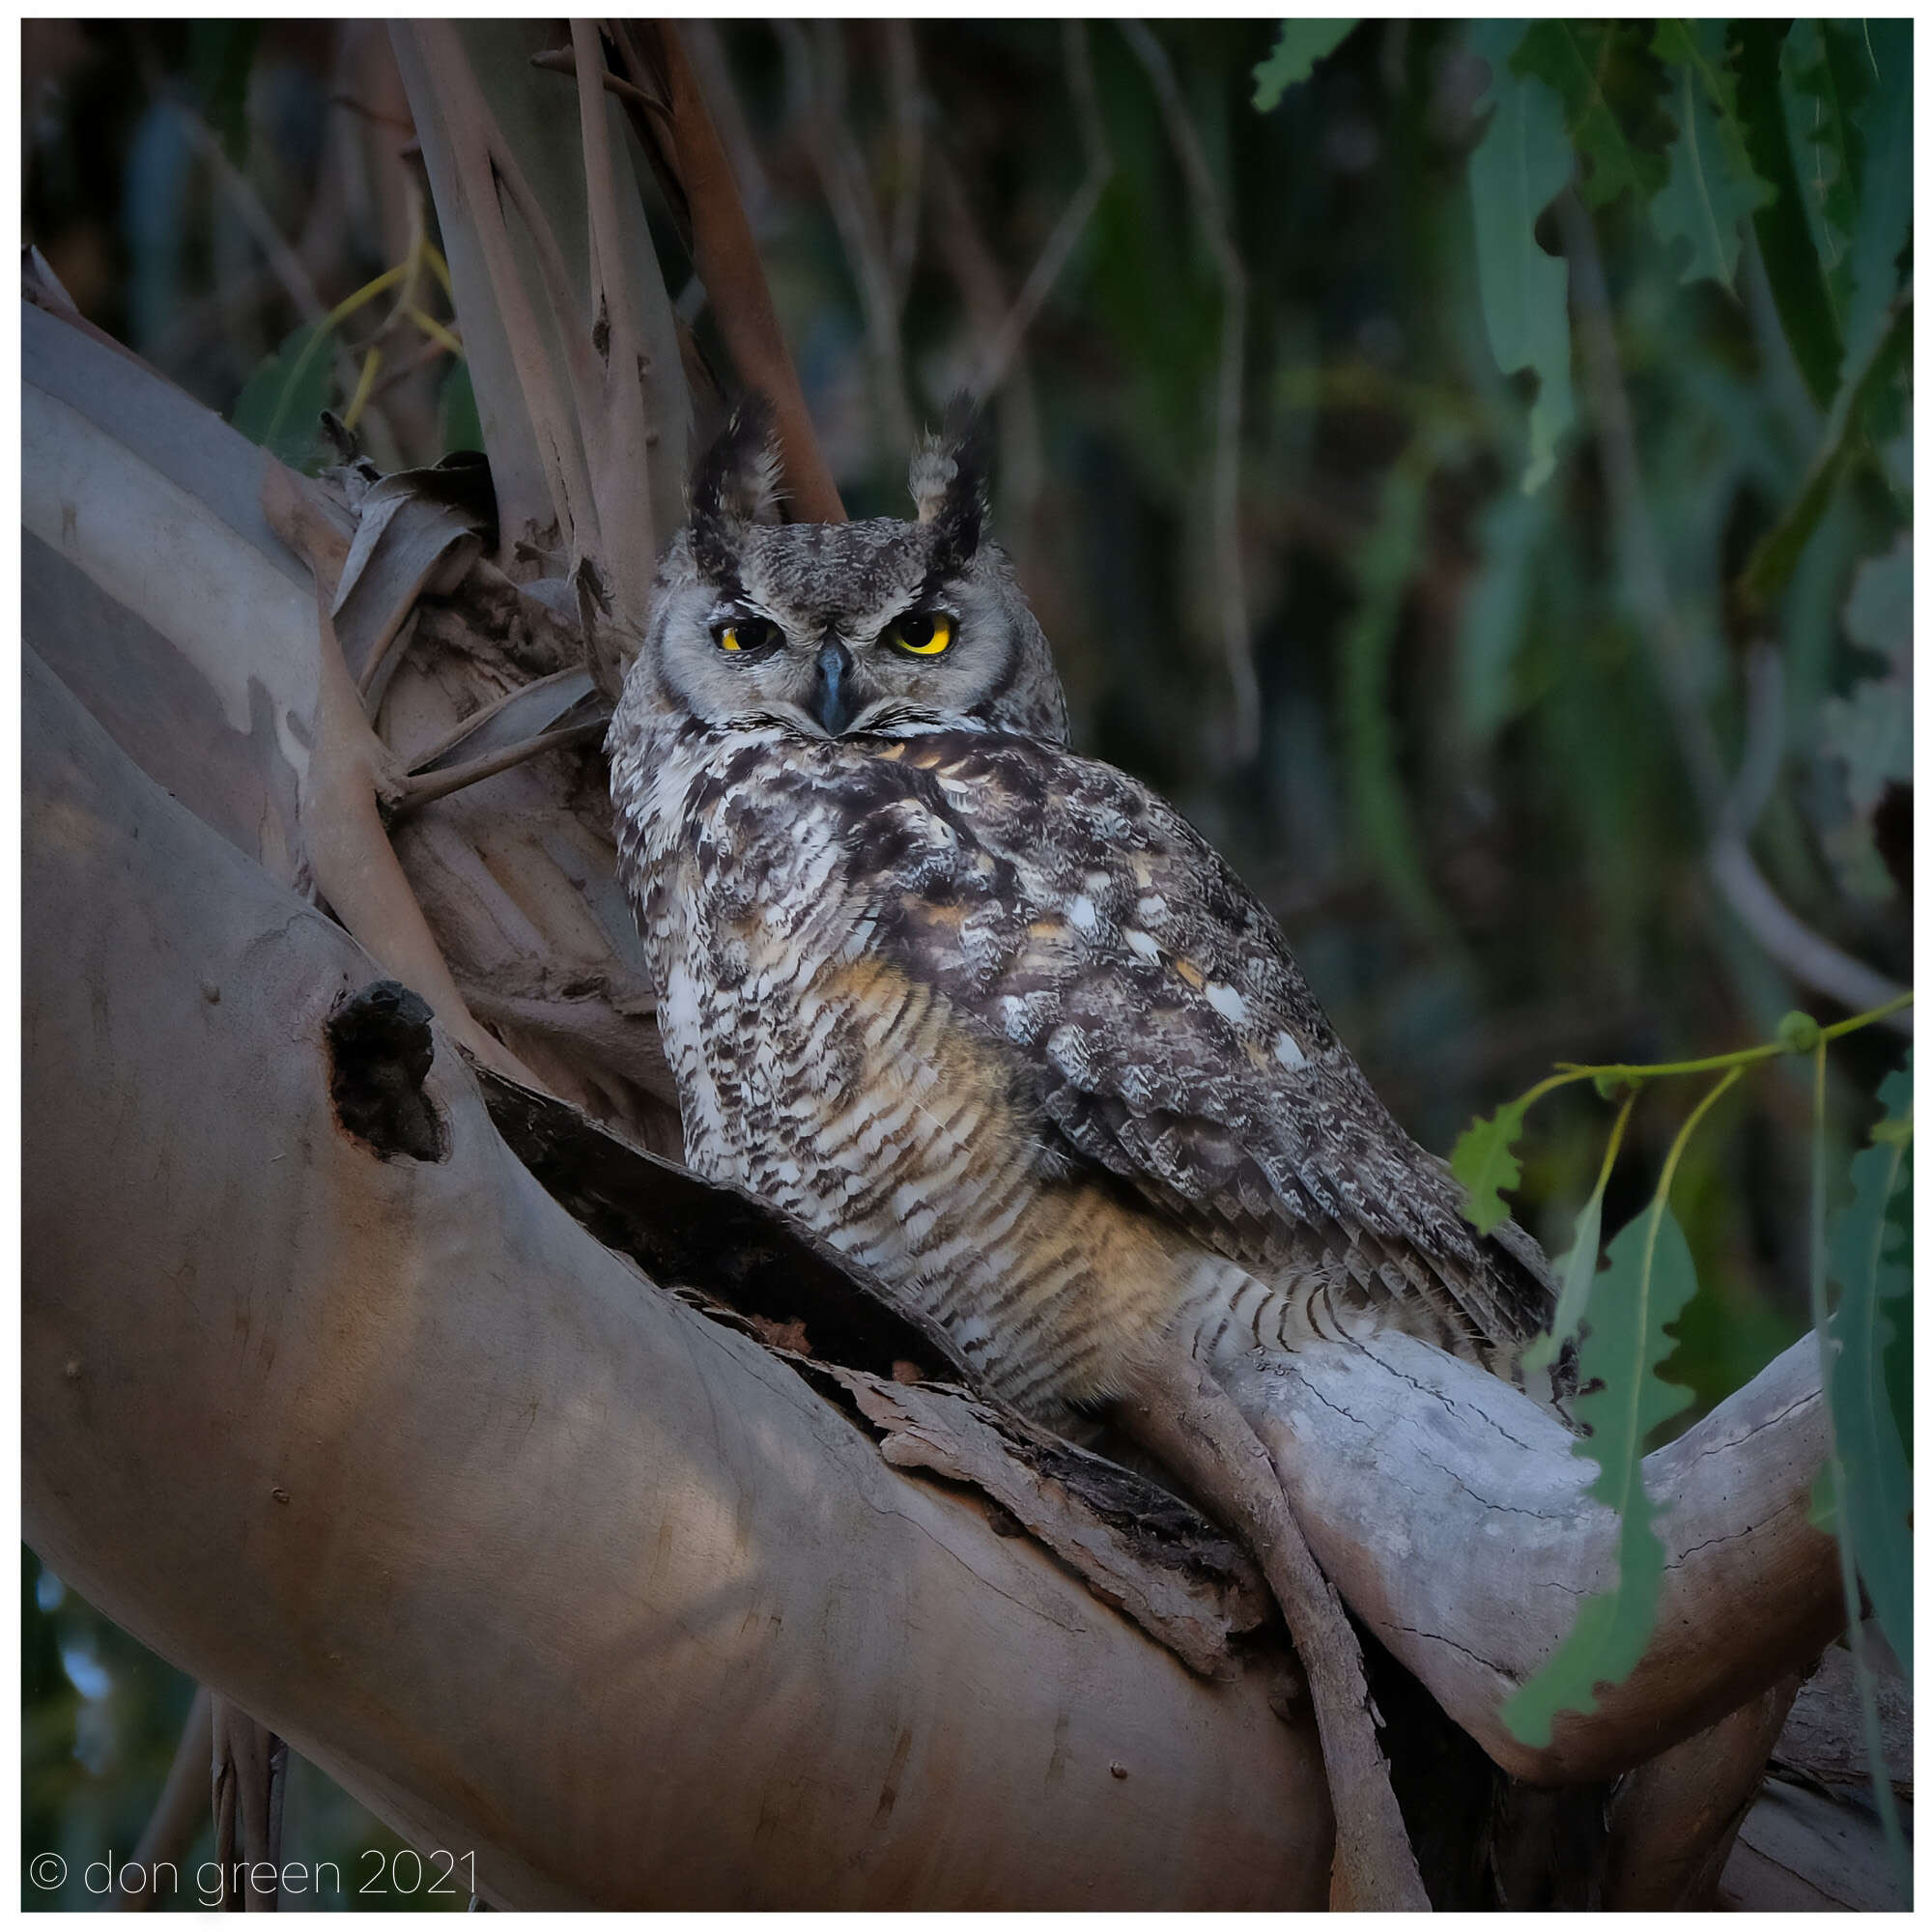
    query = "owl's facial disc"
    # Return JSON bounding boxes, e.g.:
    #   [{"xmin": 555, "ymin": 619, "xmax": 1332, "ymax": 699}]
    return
[
  {"xmin": 695, "ymin": 567, "xmax": 972, "ymax": 740},
  {"xmin": 637, "ymin": 397, "xmax": 1070, "ymax": 747}
]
